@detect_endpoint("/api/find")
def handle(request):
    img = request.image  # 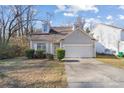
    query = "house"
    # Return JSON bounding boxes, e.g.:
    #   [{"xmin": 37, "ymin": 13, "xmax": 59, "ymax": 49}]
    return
[
  {"xmin": 92, "ymin": 23, "xmax": 124, "ymax": 55},
  {"xmin": 29, "ymin": 23, "xmax": 96, "ymax": 58}
]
